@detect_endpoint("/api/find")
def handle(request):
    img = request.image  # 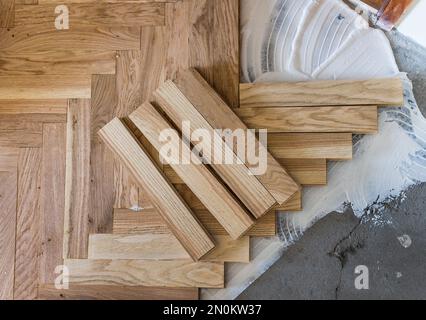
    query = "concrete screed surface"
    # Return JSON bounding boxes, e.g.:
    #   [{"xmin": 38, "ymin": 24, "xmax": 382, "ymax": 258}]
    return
[{"xmin": 238, "ymin": 31, "xmax": 426, "ymax": 300}]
